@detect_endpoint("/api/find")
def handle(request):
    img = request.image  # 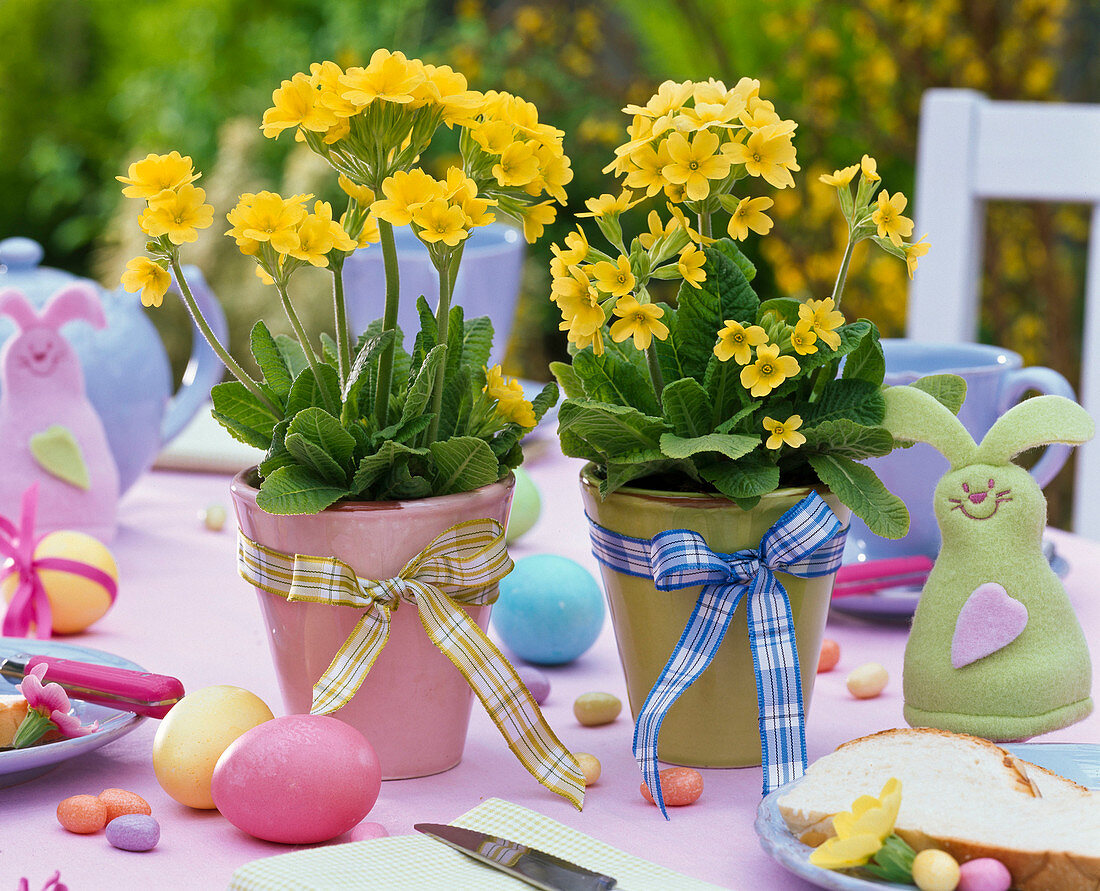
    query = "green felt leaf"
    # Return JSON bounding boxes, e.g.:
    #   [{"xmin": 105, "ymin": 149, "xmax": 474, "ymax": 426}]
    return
[
  {"xmin": 285, "ymin": 363, "xmax": 341, "ymax": 419},
  {"xmin": 660, "ymin": 431, "xmax": 758, "ymax": 461},
  {"xmin": 550, "ymin": 361, "xmax": 585, "ymax": 399},
  {"xmin": 805, "ymin": 378, "xmax": 885, "ymax": 427},
  {"xmin": 676, "ymin": 240, "xmax": 760, "ymax": 380},
  {"xmin": 700, "ymin": 451, "xmax": 779, "ymax": 500},
  {"xmin": 808, "ymin": 453, "xmax": 909, "ymax": 539},
  {"xmin": 661, "ymin": 377, "xmax": 712, "ymax": 438},
  {"xmin": 275, "ymin": 334, "xmax": 310, "ymax": 381},
  {"xmin": 573, "ymin": 349, "xmax": 660, "ymax": 416},
  {"xmin": 255, "ymin": 465, "xmax": 349, "ymax": 515},
  {"xmin": 250, "ymin": 321, "xmax": 292, "ymax": 401},
  {"xmin": 211, "ymin": 380, "xmax": 280, "ymax": 448},
  {"xmin": 342, "ymin": 330, "xmax": 395, "ymax": 402},
  {"xmin": 909, "ymin": 373, "xmax": 967, "ymax": 415},
  {"xmin": 29, "ymin": 425, "xmax": 89, "ymax": 490},
  {"xmin": 429, "ymin": 436, "xmax": 500, "ymax": 494},
  {"xmin": 401, "ymin": 343, "xmax": 446, "ymax": 424},
  {"xmin": 842, "ymin": 325, "xmax": 885, "ymax": 386},
  {"xmin": 801, "ymin": 419, "xmax": 894, "ymax": 460},
  {"xmin": 556, "ymin": 400, "xmax": 668, "ymax": 461}
]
